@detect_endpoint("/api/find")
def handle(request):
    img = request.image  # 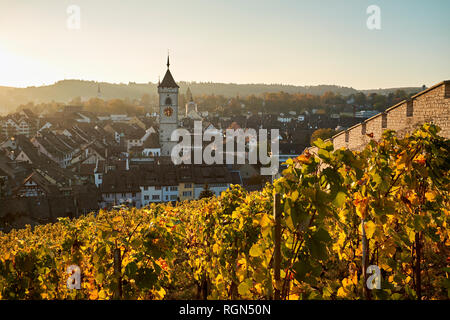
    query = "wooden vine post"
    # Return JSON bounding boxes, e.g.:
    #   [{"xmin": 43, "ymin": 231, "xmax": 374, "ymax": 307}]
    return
[
  {"xmin": 415, "ymin": 232, "xmax": 422, "ymax": 300},
  {"xmin": 273, "ymin": 193, "xmax": 281, "ymax": 300},
  {"xmin": 113, "ymin": 247, "xmax": 122, "ymax": 299},
  {"xmin": 361, "ymin": 219, "xmax": 371, "ymax": 300}
]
